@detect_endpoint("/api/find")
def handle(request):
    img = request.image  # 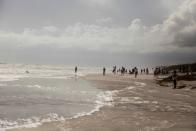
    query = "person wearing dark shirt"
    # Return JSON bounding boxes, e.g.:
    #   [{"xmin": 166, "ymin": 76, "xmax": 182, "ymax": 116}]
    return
[
  {"xmin": 75, "ymin": 66, "xmax": 78, "ymax": 74},
  {"xmin": 172, "ymin": 70, "xmax": 177, "ymax": 89},
  {"xmin": 103, "ymin": 67, "xmax": 106, "ymax": 76}
]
